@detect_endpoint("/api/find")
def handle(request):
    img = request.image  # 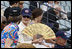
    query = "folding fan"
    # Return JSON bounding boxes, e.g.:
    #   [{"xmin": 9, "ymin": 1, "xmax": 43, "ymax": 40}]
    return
[{"xmin": 21, "ymin": 23, "xmax": 56, "ymax": 39}]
